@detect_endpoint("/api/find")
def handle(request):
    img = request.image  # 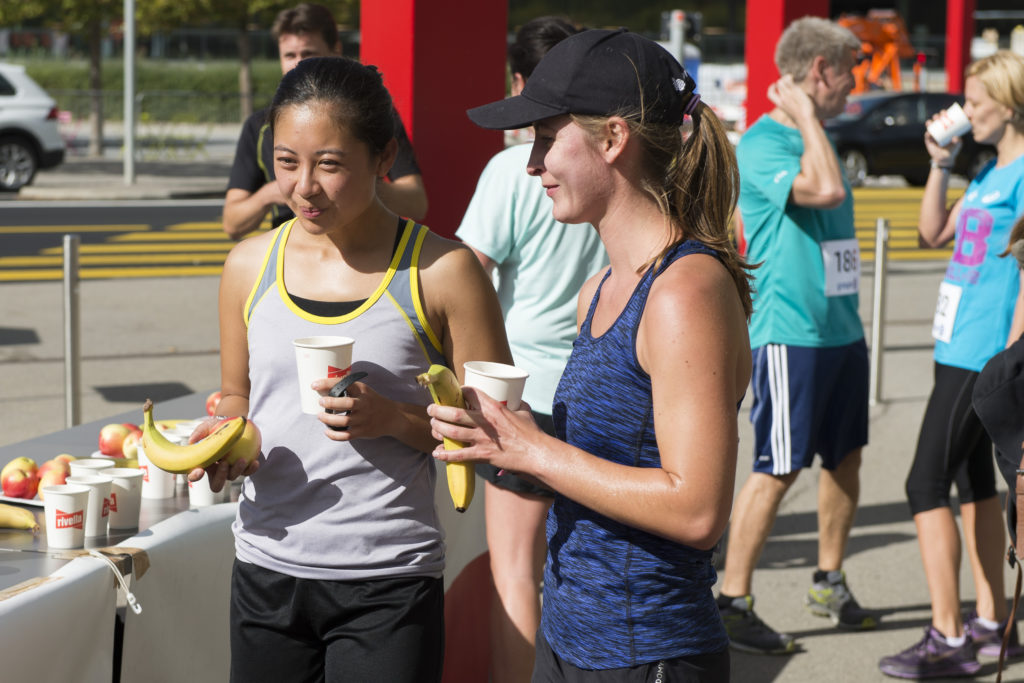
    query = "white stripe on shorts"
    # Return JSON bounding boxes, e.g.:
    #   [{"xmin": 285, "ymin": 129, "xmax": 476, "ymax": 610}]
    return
[{"xmin": 767, "ymin": 344, "xmax": 791, "ymax": 475}]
